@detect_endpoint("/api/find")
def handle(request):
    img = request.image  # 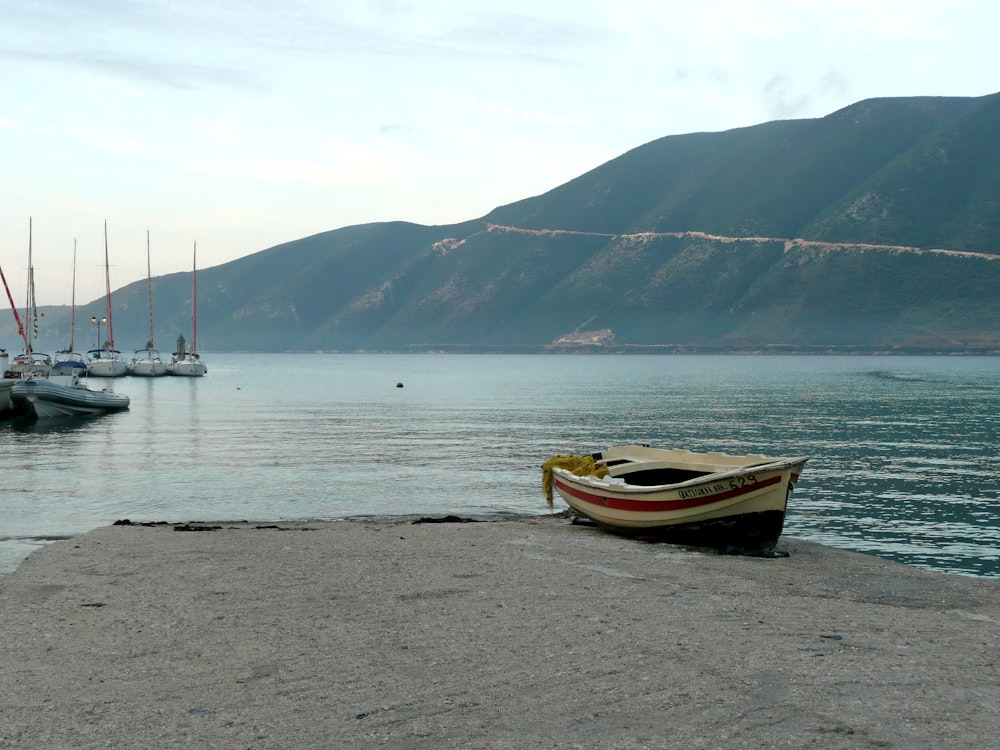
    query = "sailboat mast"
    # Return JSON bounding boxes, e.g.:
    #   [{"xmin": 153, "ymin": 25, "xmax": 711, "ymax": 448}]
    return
[
  {"xmin": 25, "ymin": 217, "xmax": 35, "ymax": 356},
  {"xmin": 104, "ymin": 220, "xmax": 114, "ymax": 351},
  {"xmin": 191, "ymin": 241, "xmax": 197, "ymax": 355},
  {"xmin": 146, "ymin": 230, "xmax": 154, "ymax": 348},
  {"xmin": 70, "ymin": 239, "xmax": 77, "ymax": 351},
  {"xmin": 0, "ymin": 262, "xmax": 26, "ymax": 343}
]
